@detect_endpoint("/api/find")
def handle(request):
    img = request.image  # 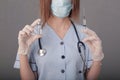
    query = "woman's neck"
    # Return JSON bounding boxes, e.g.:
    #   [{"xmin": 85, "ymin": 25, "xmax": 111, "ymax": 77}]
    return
[
  {"xmin": 47, "ymin": 15, "xmax": 71, "ymax": 39},
  {"xmin": 47, "ymin": 16, "xmax": 70, "ymax": 30}
]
